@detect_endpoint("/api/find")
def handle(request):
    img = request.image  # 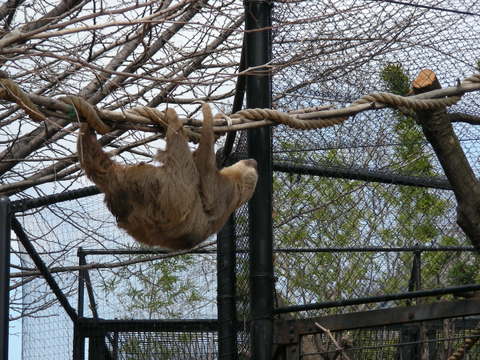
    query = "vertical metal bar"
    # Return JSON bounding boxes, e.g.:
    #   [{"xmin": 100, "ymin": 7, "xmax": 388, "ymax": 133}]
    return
[
  {"xmin": 0, "ymin": 196, "xmax": 11, "ymax": 360},
  {"xmin": 78, "ymin": 248, "xmax": 86, "ymax": 317},
  {"xmin": 74, "ymin": 248, "xmax": 86, "ymax": 360},
  {"xmin": 414, "ymin": 250, "xmax": 422, "ymax": 291},
  {"xmin": 216, "ymin": 35, "xmax": 248, "ymax": 360},
  {"xmin": 217, "ymin": 217, "xmax": 238, "ymax": 359},
  {"xmin": 221, "ymin": 37, "xmax": 247, "ymax": 163},
  {"xmin": 404, "ymin": 250, "xmax": 423, "ymax": 359},
  {"xmin": 84, "ymin": 267, "xmax": 100, "ymax": 320},
  {"xmin": 112, "ymin": 332, "xmax": 119, "ymax": 360},
  {"xmin": 73, "ymin": 323, "xmax": 84, "ymax": 360},
  {"xmin": 244, "ymin": 1, "xmax": 274, "ymax": 359},
  {"xmin": 76, "ymin": 250, "xmax": 112, "ymax": 359},
  {"xmin": 407, "ymin": 249, "xmax": 422, "ymax": 307}
]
